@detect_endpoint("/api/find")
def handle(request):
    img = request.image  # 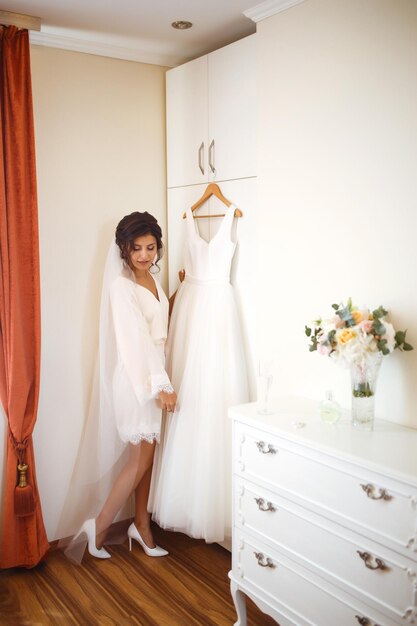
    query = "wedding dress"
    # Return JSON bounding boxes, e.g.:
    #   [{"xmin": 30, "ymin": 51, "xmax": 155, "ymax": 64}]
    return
[{"xmin": 151, "ymin": 205, "xmax": 248, "ymax": 542}]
